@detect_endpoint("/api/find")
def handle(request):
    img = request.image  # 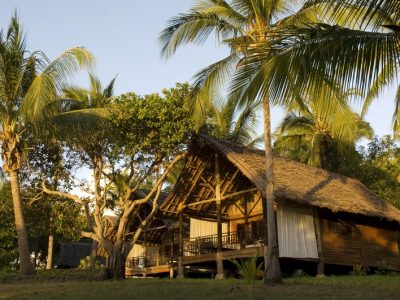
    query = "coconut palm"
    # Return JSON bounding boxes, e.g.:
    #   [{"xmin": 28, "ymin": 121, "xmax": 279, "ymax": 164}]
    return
[
  {"xmin": 274, "ymin": 92, "xmax": 373, "ymax": 170},
  {"xmin": 200, "ymin": 97, "xmax": 262, "ymax": 147},
  {"xmin": 63, "ymin": 73, "xmax": 116, "ymax": 109},
  {"xmin": 159, "ymin": 0, "xmax": 326, "ymax": 283},
  {"xmin": 0, "ymin": 15, "xmax": 93, "ymax": 274},
  {"xmin": 233, "ymin": 0, "xmax": 400, "ymax": 136}
]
